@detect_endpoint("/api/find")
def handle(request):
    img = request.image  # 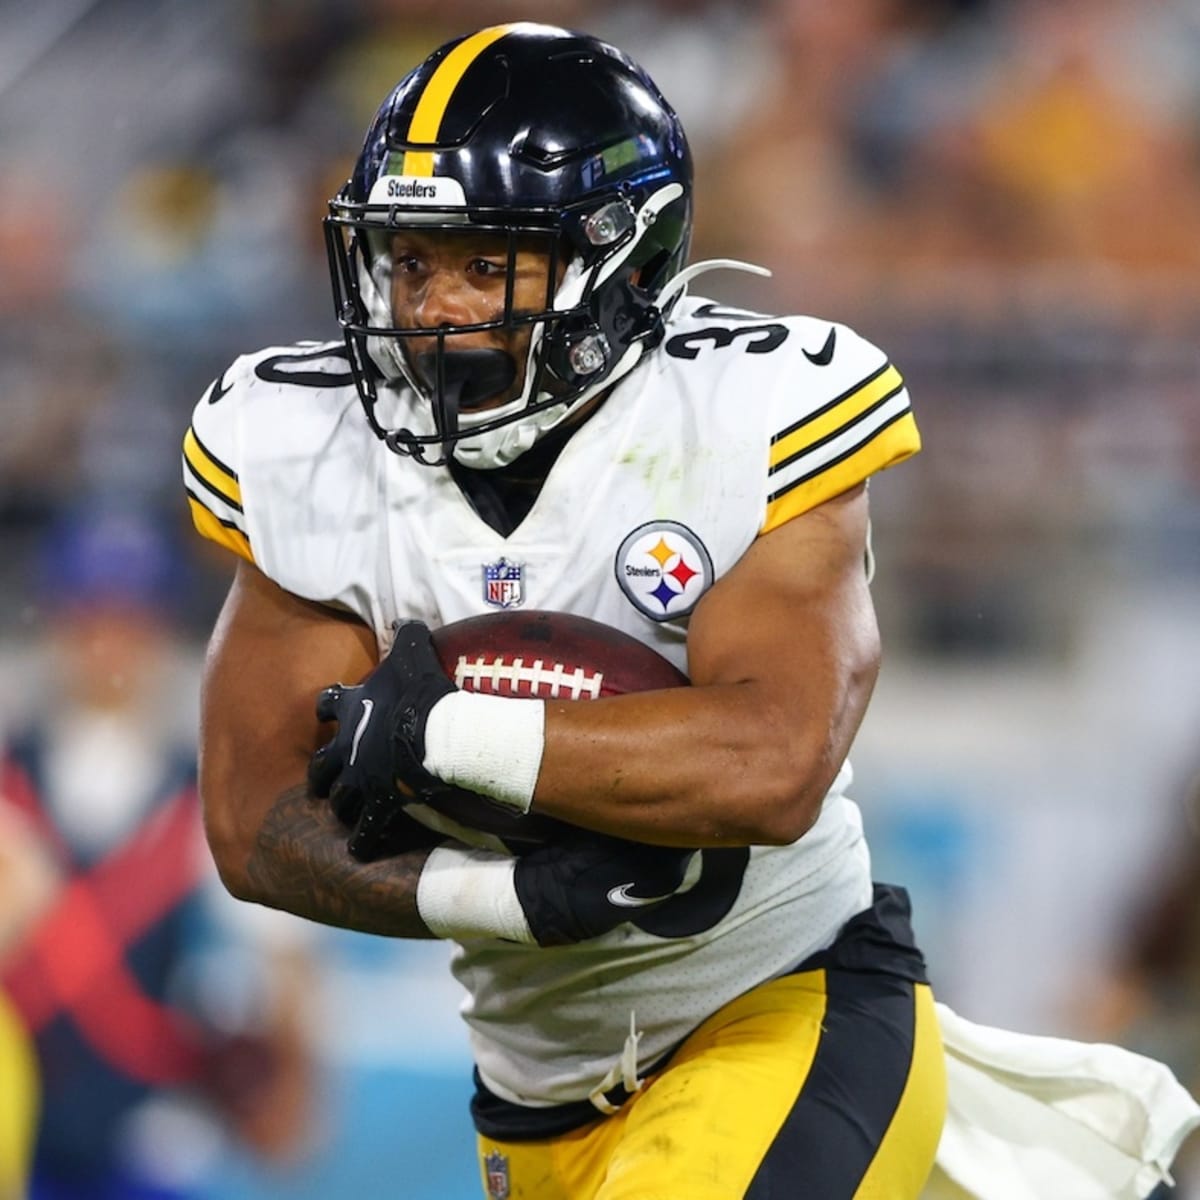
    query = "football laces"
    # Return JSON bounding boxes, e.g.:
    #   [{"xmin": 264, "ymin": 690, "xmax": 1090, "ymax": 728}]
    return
[{"xmin": 453, "ymin": 654, "xmax": 604, "ymax": 700}]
